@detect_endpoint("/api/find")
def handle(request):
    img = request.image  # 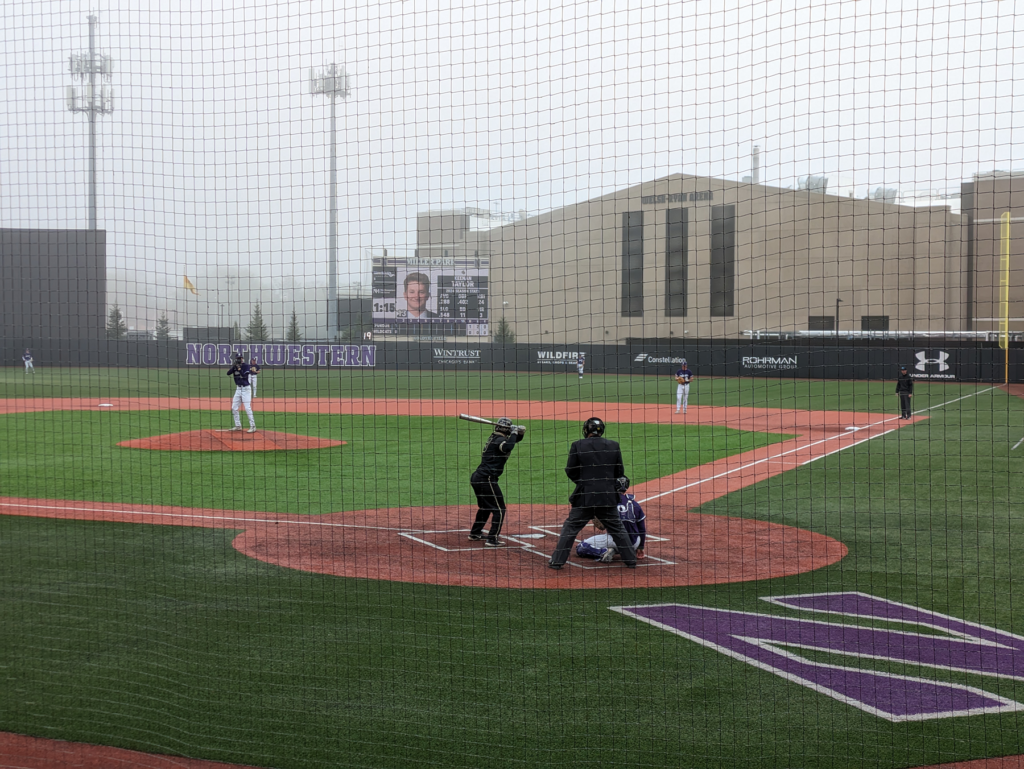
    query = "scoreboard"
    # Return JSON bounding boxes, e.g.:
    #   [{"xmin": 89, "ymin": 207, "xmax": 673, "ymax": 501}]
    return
[{"xmin": 372, "ymin": 255, "xmax": 489, "ymax": 337}]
